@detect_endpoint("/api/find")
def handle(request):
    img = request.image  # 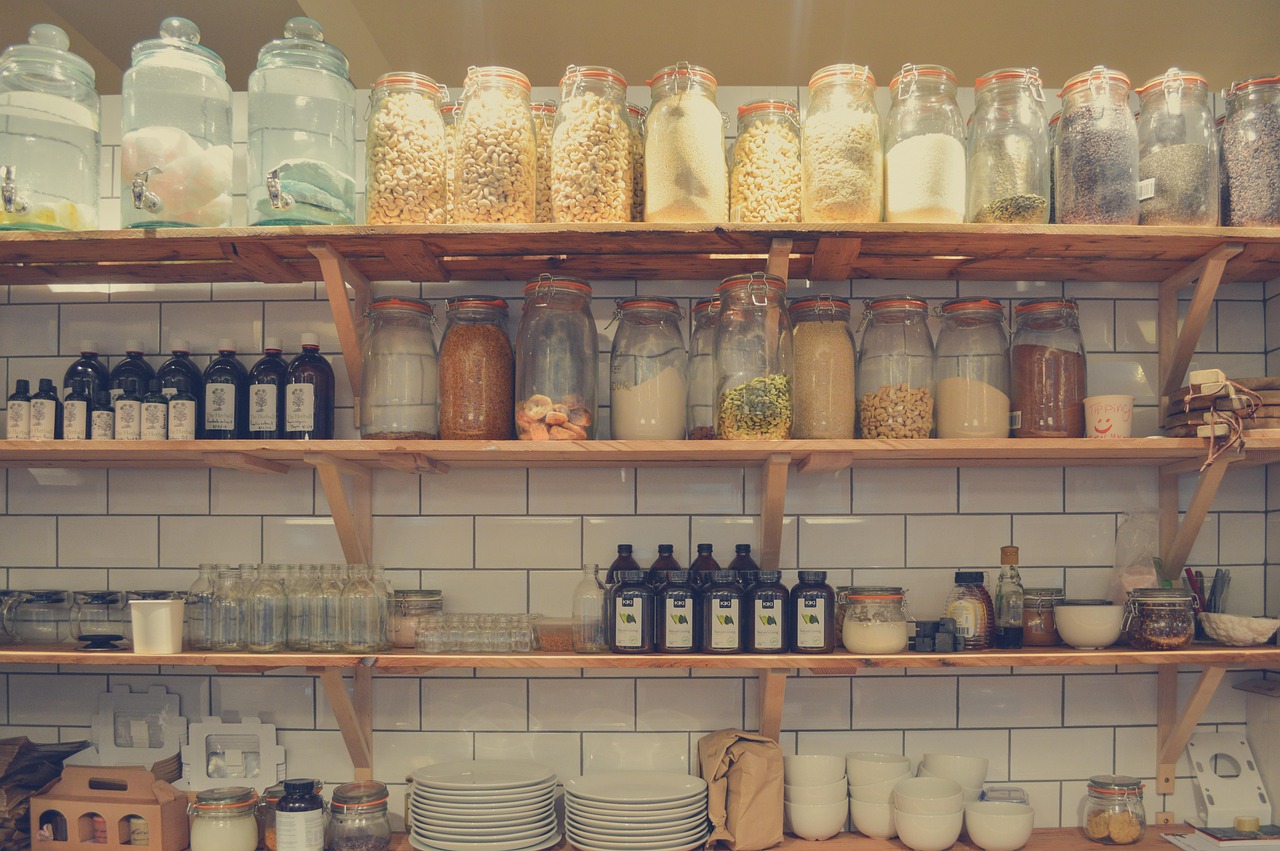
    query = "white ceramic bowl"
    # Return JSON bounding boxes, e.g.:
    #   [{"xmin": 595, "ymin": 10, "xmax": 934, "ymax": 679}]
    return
[
  {"xmin": 784, "ymin": 800, "xmax": 848, "ymax": 841},
  {"xmin": 921, "ymin": 753, "xmax": 989, "ymax": 789},
  {"xmin": 893, "ymin": 777, "xmax": 965, "ymax": 815},
  {"xmin": 894, "ymin": 808, "xmax": 965, "ymax": 851},
  {"xmin": 784, "ymin": 754, "xmax": 846, "ymax": 787},
  {"xmin": 849, "ymin": 773, "xmax": 912, "ymax": 804},
  {"xmin": 785, "ymin": 777, "xmax": 848, "ymax": 805},
  {"xmin": 965, "ymin": 801, "xmax": 1035, "ymax": 851},
  {"xmin": 1055, "ymin": 603, "xmax": 1125, "ymax": 649},
  {"xmin": 1199, "ymin": 613, "xmax": 1280, "ymax": 646},
  {"xmin": 847, "ymin": 751, "xmax": 913, "ymax": 785},
  {"xmin": 849, "ymin": 798, "xmax": 897, "ymax": 839},
  {"xmin": 962, "ymin": 785, "xmax": 984, "ymax": 803}
]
